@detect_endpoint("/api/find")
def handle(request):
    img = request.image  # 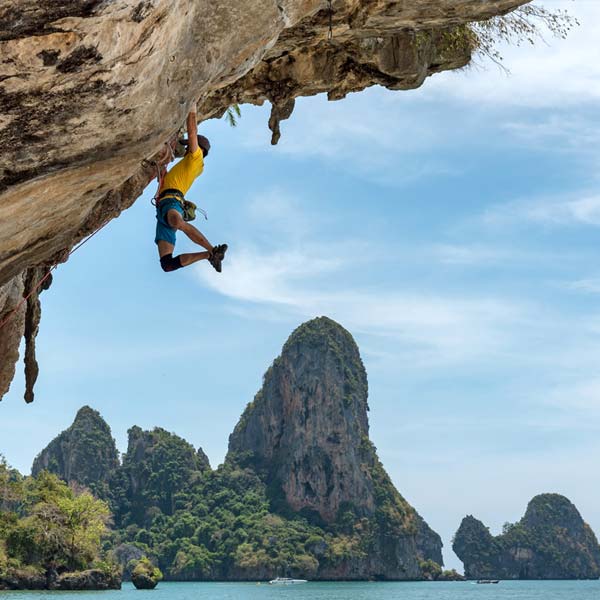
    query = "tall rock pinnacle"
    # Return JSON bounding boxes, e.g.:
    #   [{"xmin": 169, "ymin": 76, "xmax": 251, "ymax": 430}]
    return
[
  {"xmin": 228, "ymin": 316, "xmax": 372, "ymax": 521},
  {"xmin": 227, "ymin": 316, "xmax": 442, "ymax": 577},
  {"xmin": 31, "ymin": 405, "xmax": 119, "ymax": 499}
]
